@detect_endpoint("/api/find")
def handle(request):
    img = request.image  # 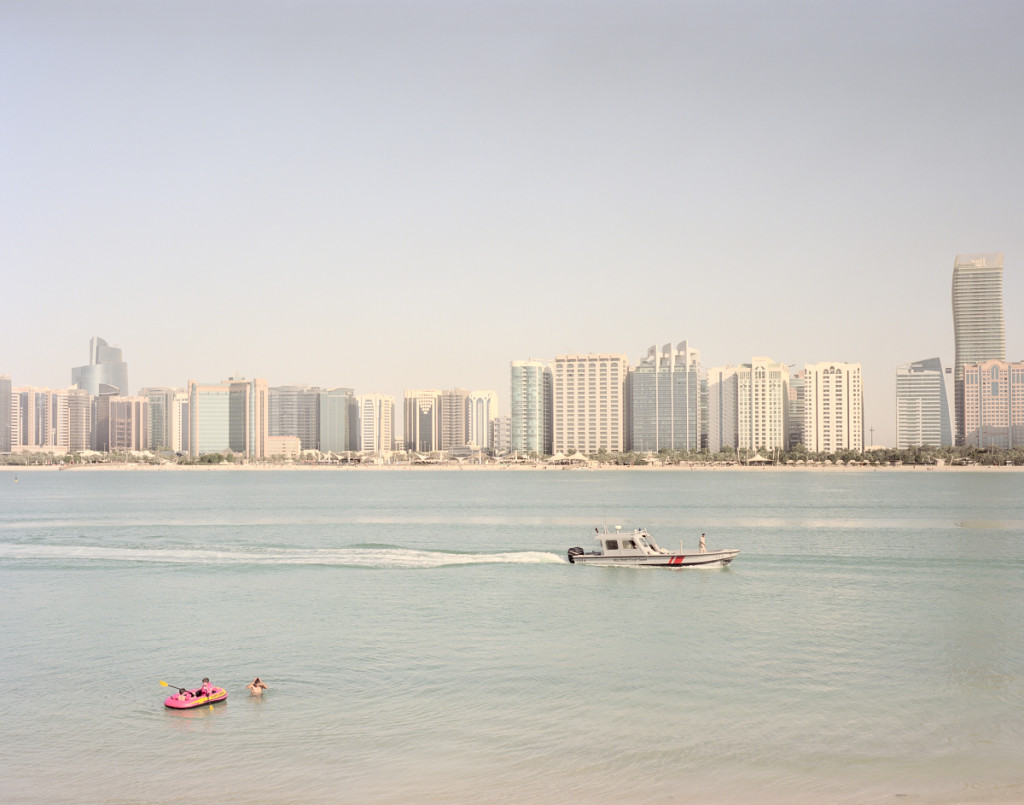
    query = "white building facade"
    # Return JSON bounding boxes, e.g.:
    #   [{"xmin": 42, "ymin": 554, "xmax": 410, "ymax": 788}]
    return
[
  {"xmin": 358, "ymin": 393, "xmax": 395, "ymax": 454},
  {"xmin": 707, "ymin": 358, "xmax": 789, "ymax": 453},
  {"xmin": 552, "ymin": 353, "xmax": 628, "ymax": 455},
  {"xmin": 803, "ymin": 362, "xmax": 863, "ymax": 453},
  {"xmin": 467, "ymin": 390, "xmax": 499, "ymax": 450}
]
